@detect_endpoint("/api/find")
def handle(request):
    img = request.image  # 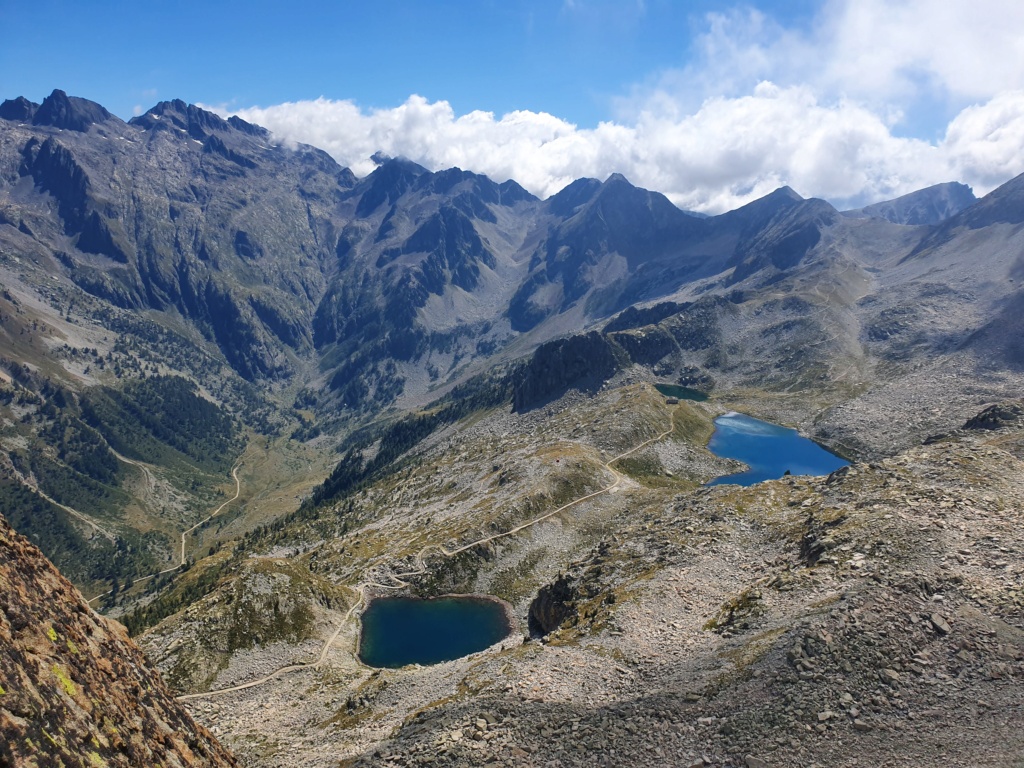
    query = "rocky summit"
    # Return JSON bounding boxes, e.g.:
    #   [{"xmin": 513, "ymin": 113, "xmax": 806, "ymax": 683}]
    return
[{"xmin": 1, "ymin": 90, "xmax": 1024, "ymax": 767}]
